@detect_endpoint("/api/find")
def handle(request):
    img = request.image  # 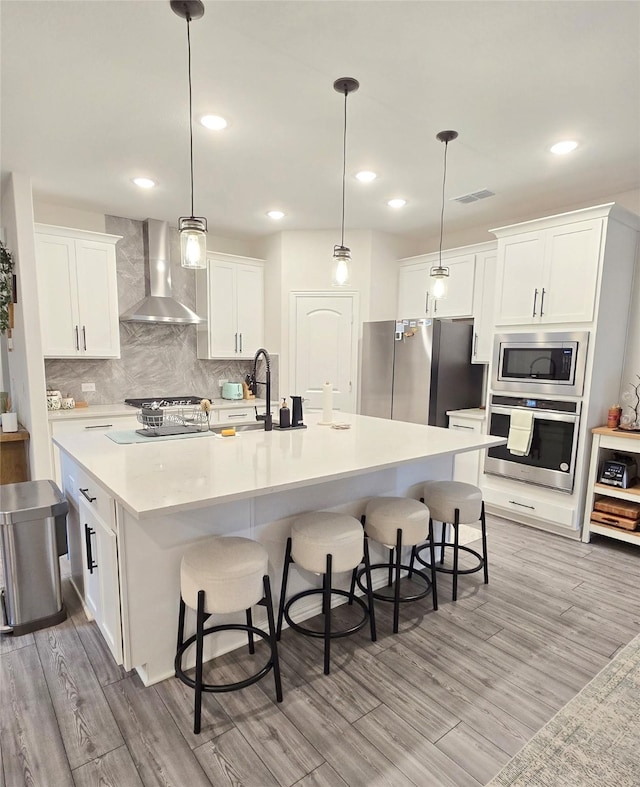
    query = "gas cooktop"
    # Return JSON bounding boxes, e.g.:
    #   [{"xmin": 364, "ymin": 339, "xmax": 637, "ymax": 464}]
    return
[{"xmin": 125, "ymin": 396, "xmax": 205, "ymax": 409}]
